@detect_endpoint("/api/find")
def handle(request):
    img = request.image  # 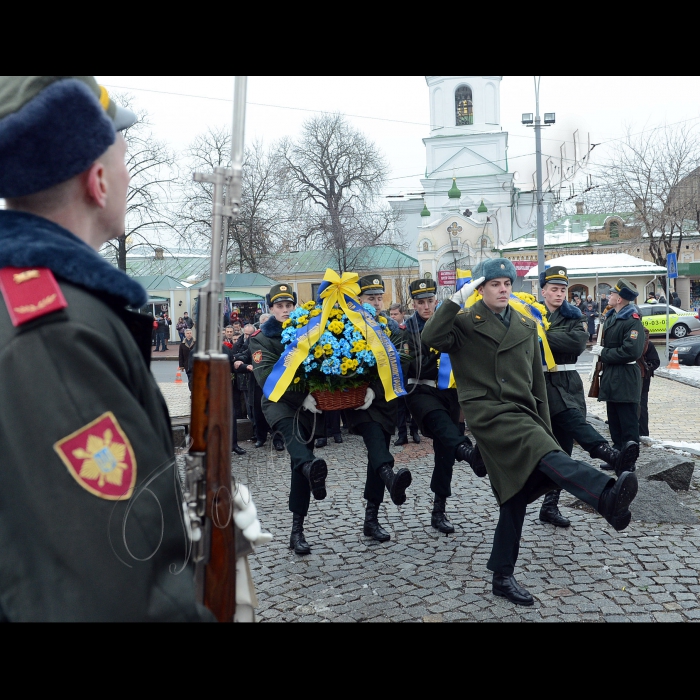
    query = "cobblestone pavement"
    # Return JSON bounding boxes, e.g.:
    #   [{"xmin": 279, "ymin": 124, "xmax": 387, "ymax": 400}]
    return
[
  {"xmin": 160, "ymin": 374, "xmax": 700, "ymax": 622},
  {"xmin": 231, "ymin": 431, "xmax": 700, "ymax": 622}
]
